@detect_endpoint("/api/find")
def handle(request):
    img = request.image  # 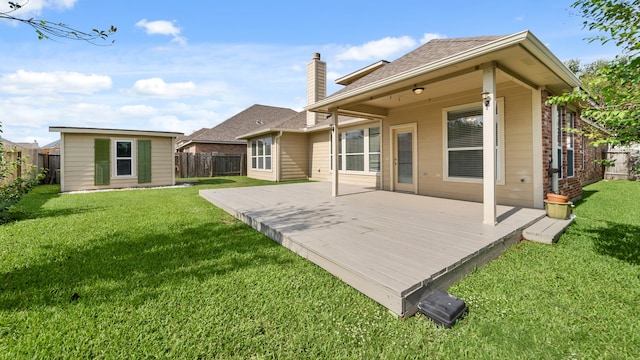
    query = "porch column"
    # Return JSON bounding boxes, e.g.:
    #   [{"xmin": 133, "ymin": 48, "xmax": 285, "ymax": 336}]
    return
[
  {"xmin": 482, "ymin": 65, "xmax": 497, "ymax": 225},
  {"xmin": 331, "ymin": 109, "xmax": 339, "ymax": 197}
]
